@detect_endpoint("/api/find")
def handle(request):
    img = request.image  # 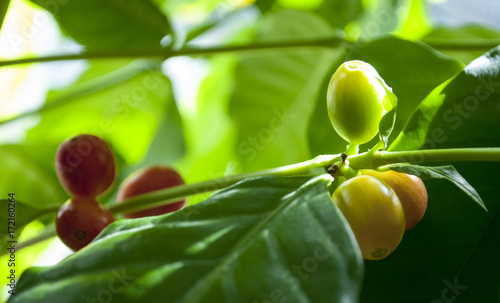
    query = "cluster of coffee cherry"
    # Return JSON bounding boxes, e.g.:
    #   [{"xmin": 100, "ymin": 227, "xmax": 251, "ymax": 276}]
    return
[
  {"xmin": 331, "ymin": 169, "xmax": 427, "ymax": 260},
  {"xmin": 55, "ymin": 134, "xmax": 185, "ymax": 251},
  {"xmin": 327, "ymin": 60, "xmax": 428, "ymax": 260}
]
